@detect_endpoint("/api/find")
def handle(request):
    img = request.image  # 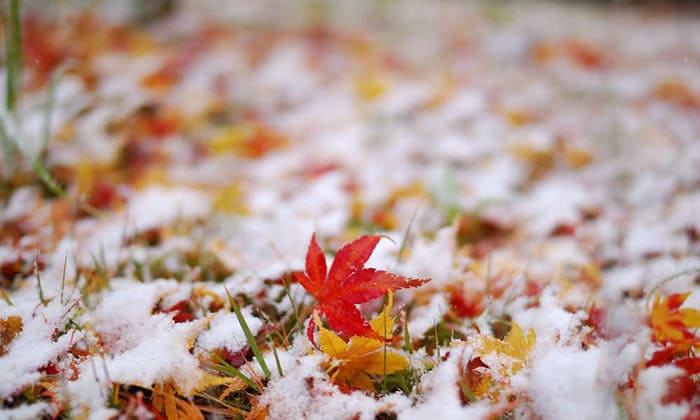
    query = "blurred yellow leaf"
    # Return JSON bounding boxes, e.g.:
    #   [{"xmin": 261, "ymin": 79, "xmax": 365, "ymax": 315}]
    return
[
  {"xmin": 565, "ymin": 147, "xmax": 593, "ymax": 169},
  {"xmin": 210, "ymin": 126, "xmax": 251, "ymax": 156},
  {"xmin": 354, "ymin": 72, "xmax": 387, "ymax": 101},
  {"xmin": 210, "ymin": 125, "xmax": 288, "ymax": 158},
  {"xmin": 213, "ymin": 183, "xmax": 248, "ymax": 215}
]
